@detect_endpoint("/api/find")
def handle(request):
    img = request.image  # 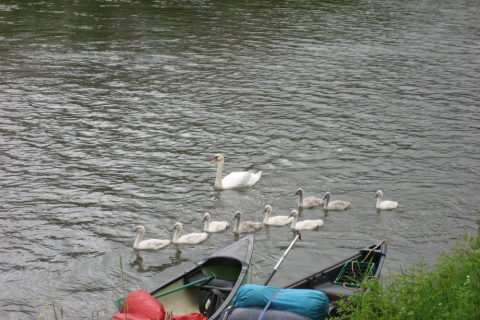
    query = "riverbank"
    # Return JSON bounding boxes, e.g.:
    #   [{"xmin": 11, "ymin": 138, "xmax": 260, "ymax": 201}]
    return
[{"xmin": 334, "ymin": 216, "xmax": 480, "ymax": 320}]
